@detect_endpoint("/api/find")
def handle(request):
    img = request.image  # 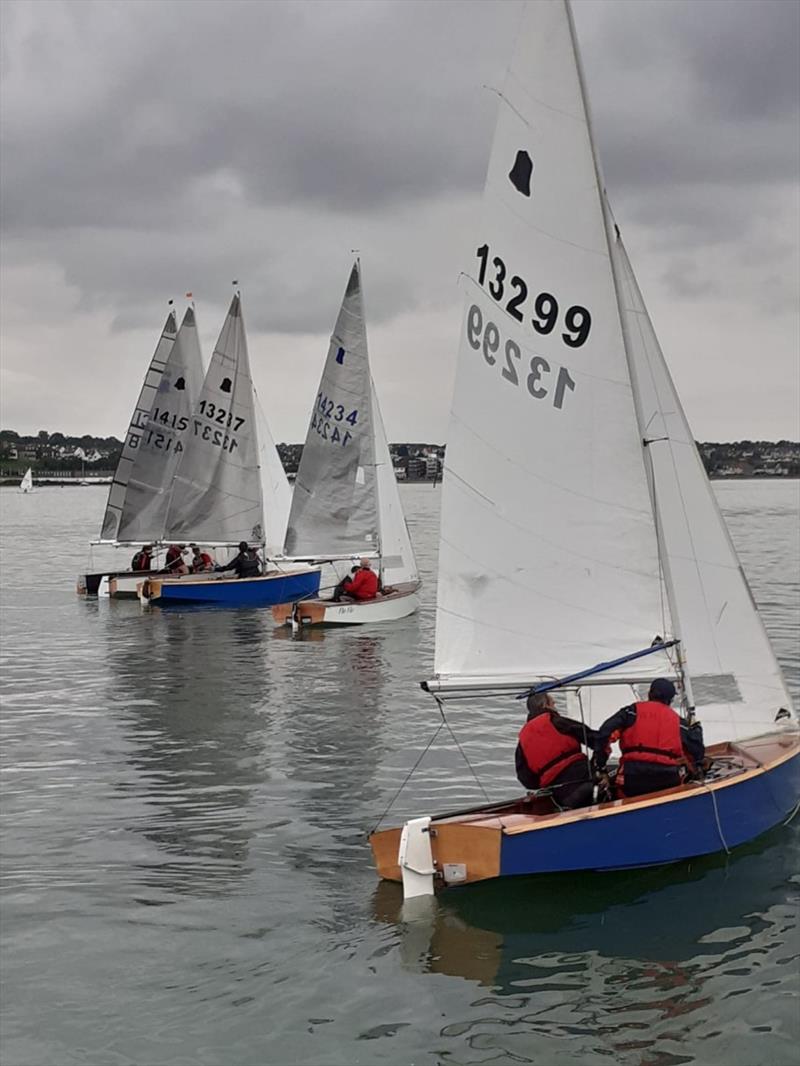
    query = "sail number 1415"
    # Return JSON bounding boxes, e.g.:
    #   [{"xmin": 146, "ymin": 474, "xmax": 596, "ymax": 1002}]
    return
[{"xmin": 466, "ymin": 304, "xmax": 576, "ymax": 410}]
